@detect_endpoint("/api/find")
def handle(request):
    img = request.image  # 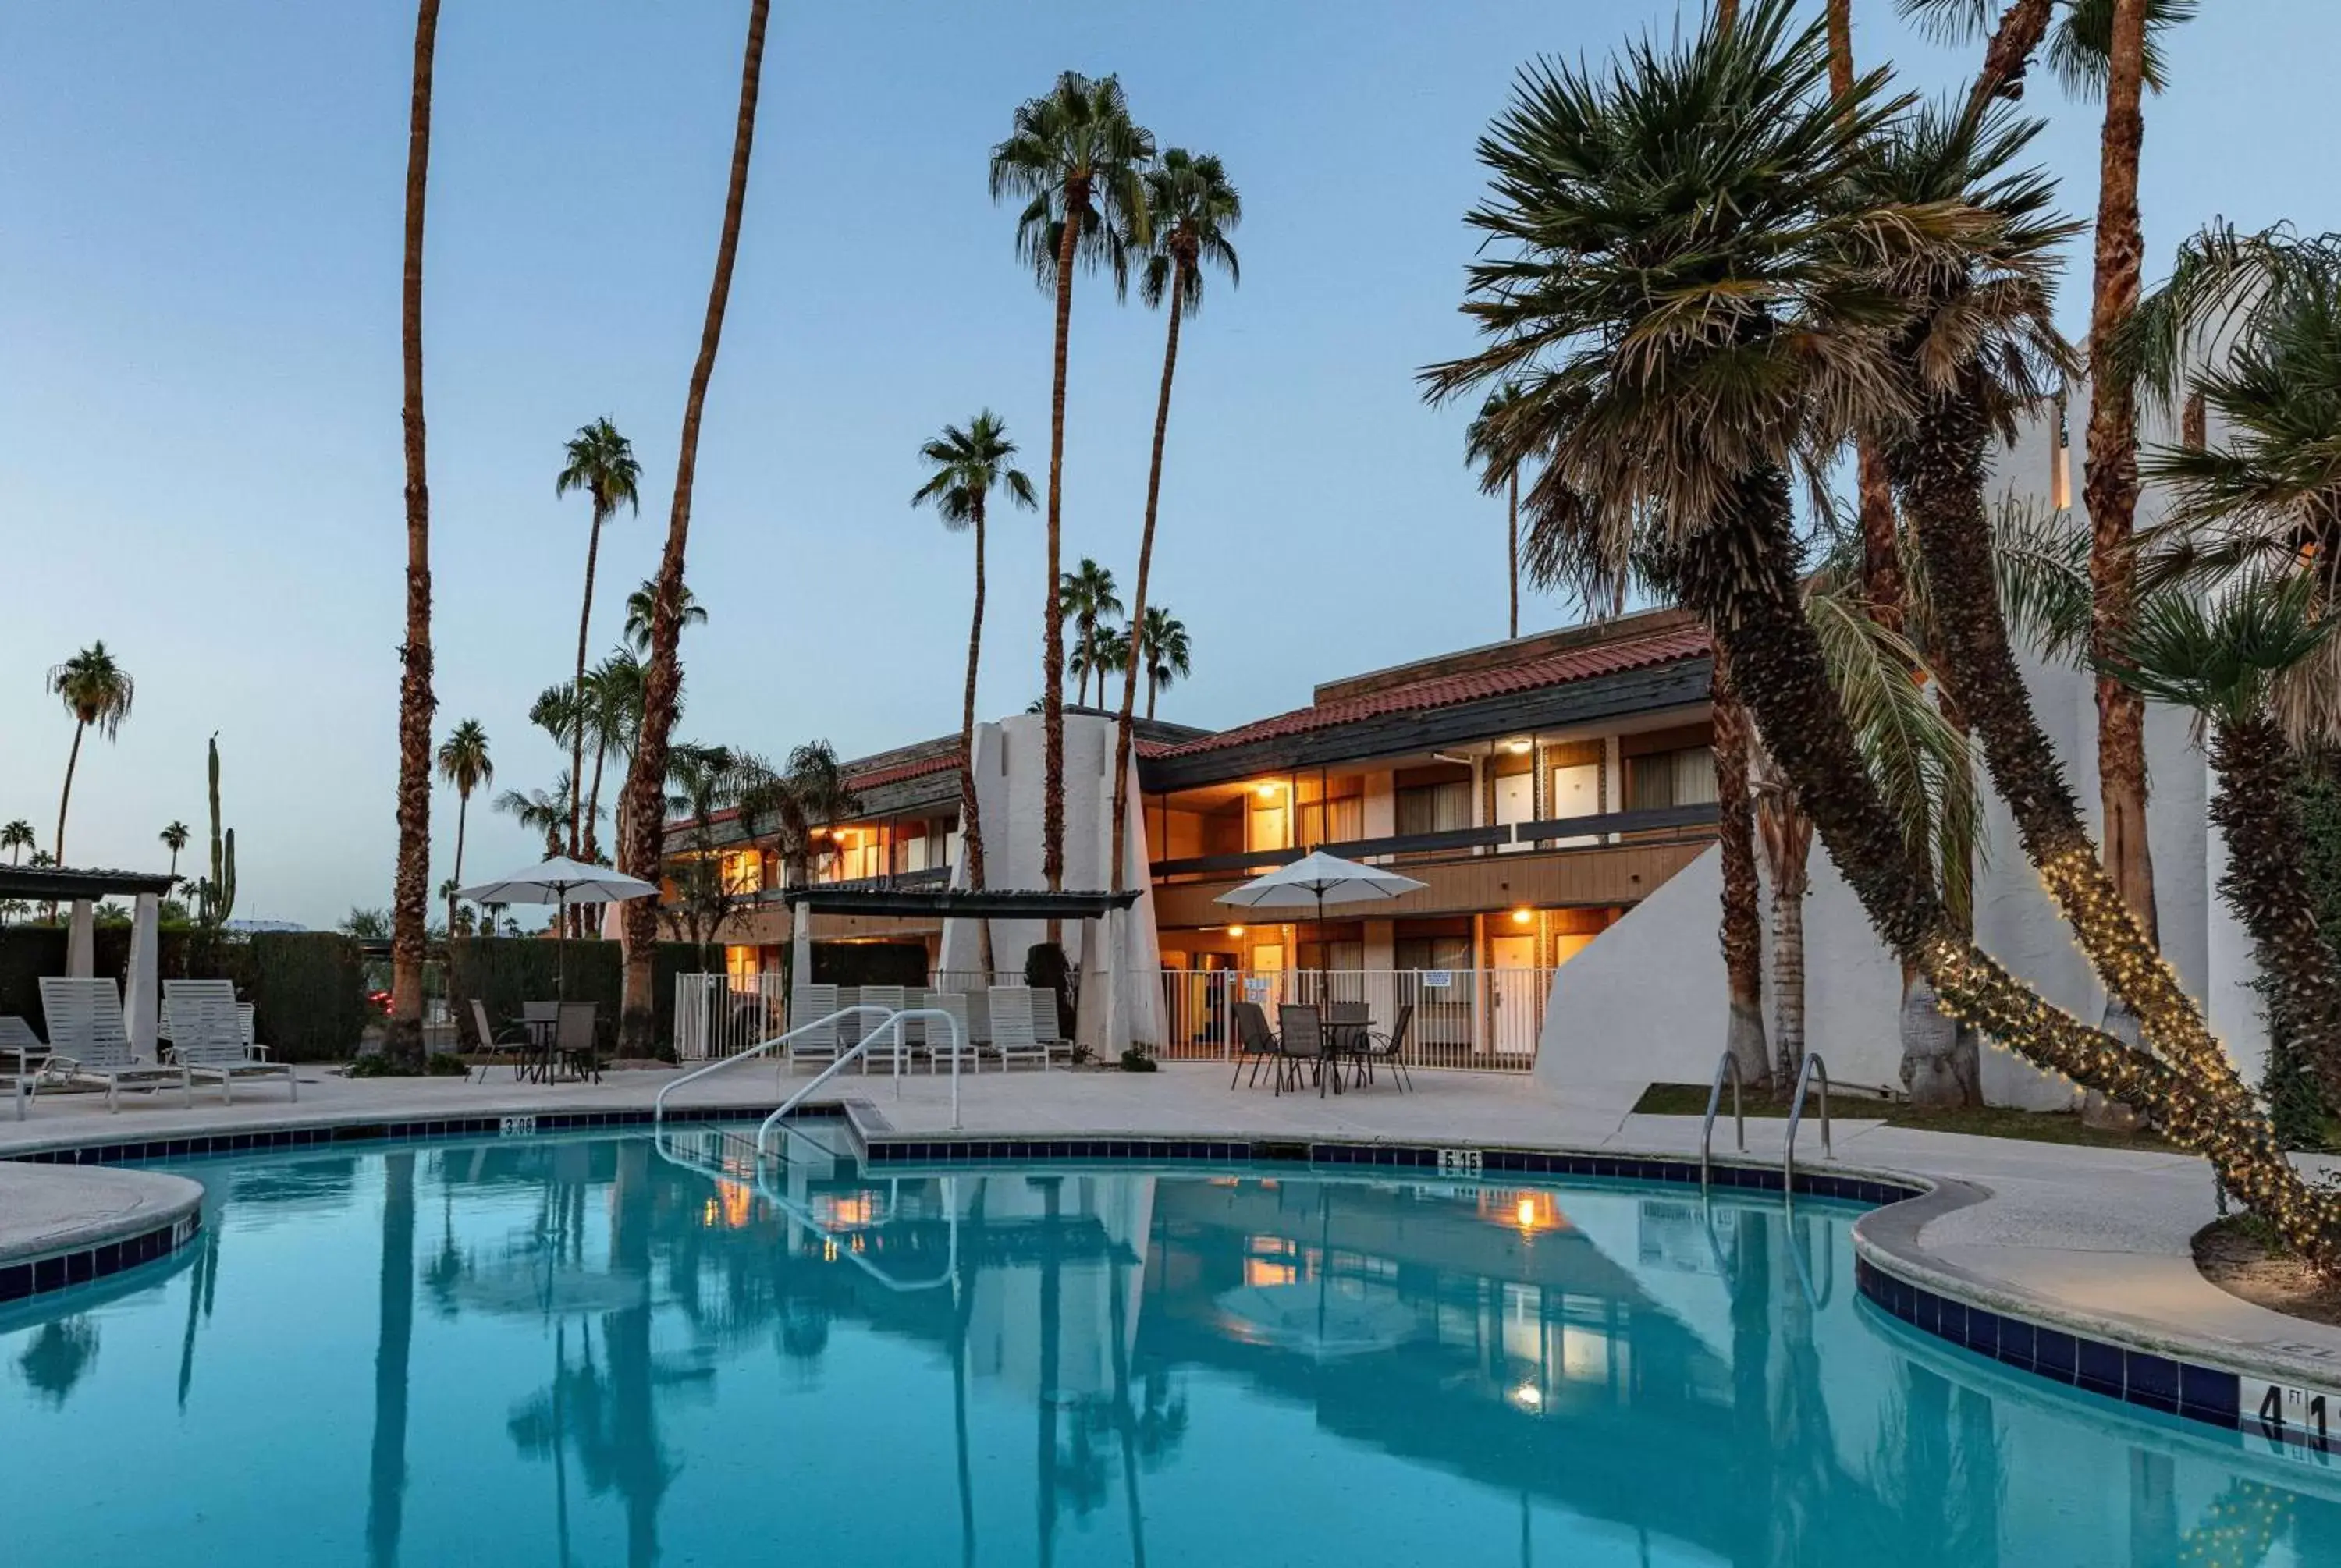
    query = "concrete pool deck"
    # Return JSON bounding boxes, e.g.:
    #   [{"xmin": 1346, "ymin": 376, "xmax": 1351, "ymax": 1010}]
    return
[{"xmin": 4, "ymin": 1060, "xmax": 2339, "ymax": 1393}]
